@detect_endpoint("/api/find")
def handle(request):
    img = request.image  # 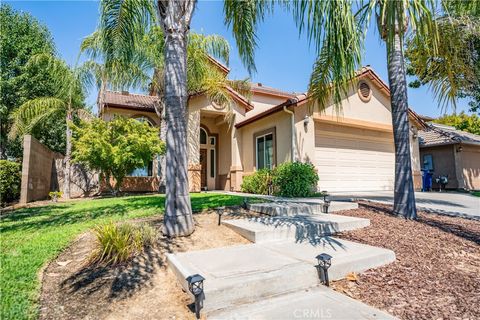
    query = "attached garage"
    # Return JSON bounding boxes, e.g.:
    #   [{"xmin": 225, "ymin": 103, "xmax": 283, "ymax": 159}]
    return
[{"xmin": 314, "ymin": 122, "xmax": 395, "ymax": 192}]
